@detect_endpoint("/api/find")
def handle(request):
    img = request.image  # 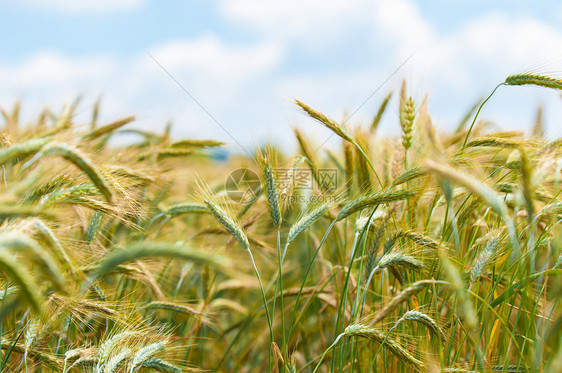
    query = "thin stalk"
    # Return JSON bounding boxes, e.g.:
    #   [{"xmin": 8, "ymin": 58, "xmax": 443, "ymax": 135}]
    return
[
  {"xmin": 461, "ymin": 83, "xmax": 504, "ymax": 151},
  {"xmin": 287, "ymin": 220, "xmax": 336, "ymax": 343},
  {"xmin": 245, "ymin": 246, "xmax": 274, "ymax": 369},
  {"xmin": 276, "ymin": 230, "xmax": 287, "ymax": 363},
  {"xmin": 354, "ymin": 143, "xmax": 382, "ymax": 186}
]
